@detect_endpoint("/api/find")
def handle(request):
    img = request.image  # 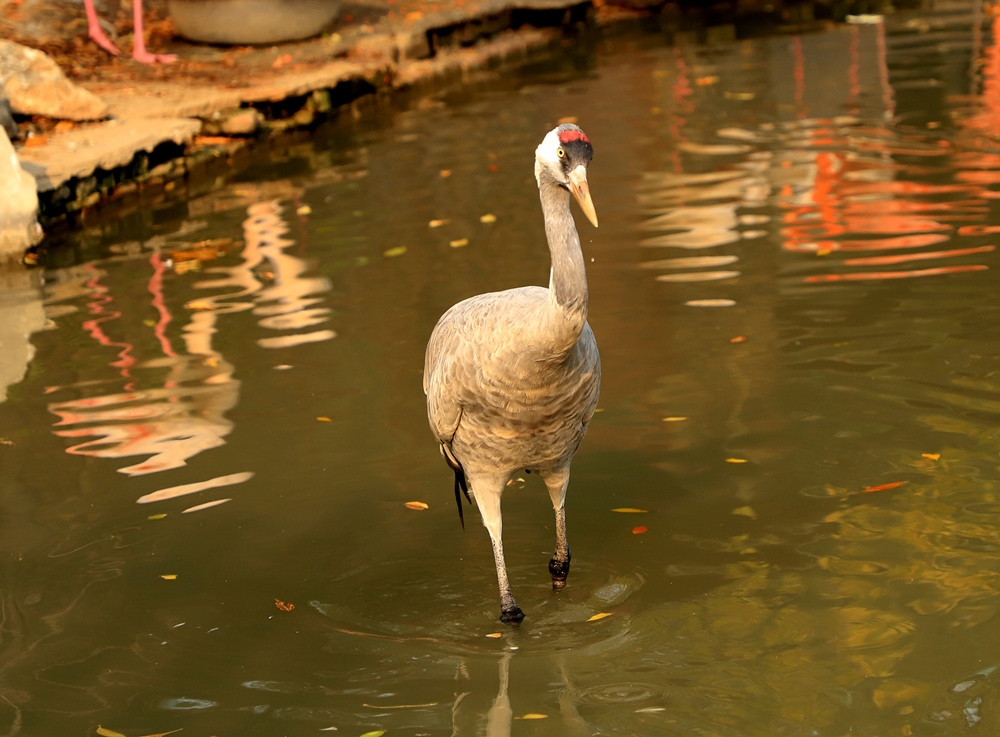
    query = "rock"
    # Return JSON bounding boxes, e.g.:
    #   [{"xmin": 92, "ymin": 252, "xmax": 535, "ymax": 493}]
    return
[
  {"xmin": 0, "ymin": 128, "xmax": 42, "ymax": 262},
  {"xmin": 218, "ymin": 109, "xmax": 260, "ymax": 135},
  {"xmin": 0, "ymin": 40, "xmax": 109, "ymax": 121},
  {"xmin": 0, "ymin": 96, "xmax": 16, "ymax": 140}
]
